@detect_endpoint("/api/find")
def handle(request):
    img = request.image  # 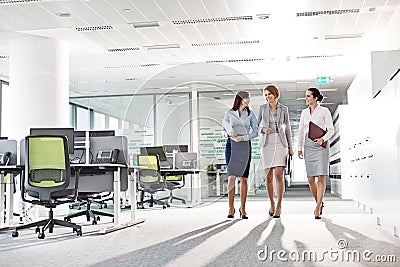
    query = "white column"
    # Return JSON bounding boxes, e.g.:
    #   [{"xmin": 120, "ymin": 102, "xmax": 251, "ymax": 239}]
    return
[
  {"xmin": 190, "ymin": 87, "xmax": 201, "ymax": 204},
  {"xmin": 3, "ymin": 36, "xmax": 69, "ymax": 141}
]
